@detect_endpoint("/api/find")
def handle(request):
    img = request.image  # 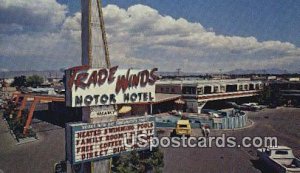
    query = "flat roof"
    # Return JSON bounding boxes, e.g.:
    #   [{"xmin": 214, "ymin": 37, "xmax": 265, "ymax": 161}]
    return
[{"xmin": 156, "ymin": 79, "xmax": 263, "ymax": 85}]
